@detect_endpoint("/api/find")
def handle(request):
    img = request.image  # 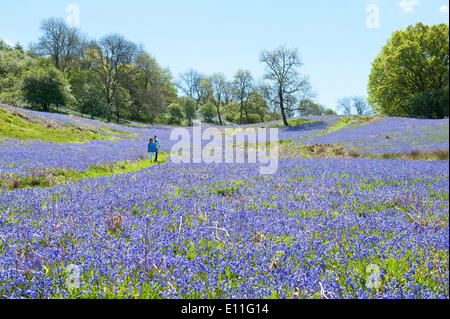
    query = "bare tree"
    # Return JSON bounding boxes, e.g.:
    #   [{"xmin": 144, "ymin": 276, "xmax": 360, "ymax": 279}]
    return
[
  {"xmin": 177, "ymin": 69, "xmax": 204, "ymax": 108},
  {"xmin": 35, "ymin": 17, "xmax": 84, "ymax": 72},
  {"xmin": 337, "ymin": 97, "xmax": 353, "ymax": 115},
  {"xmin": 352, "ymin": 96, "xmax": 370, "ymax": 115},
  {"xmin": 84, "ymin": 34, "xmax": 139, "ymax": 122},
  {"xmin": 201, "ymin": 73, "xmax": 227, "ymax": 125},
  {"xmin": 223, "ymin": 81, "xmax": 233, "ymax": 105},
  {"xmin": 232, "ymin": 70, "xmax": 253, "ymax": 125},
  {"xmin": 260, "ymin": 46, "xmax": 310, "ymax": 126}
]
